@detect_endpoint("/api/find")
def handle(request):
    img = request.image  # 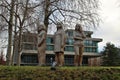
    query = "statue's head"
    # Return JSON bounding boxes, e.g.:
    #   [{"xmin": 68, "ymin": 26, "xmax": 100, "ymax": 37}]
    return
[
  {"xmin": 38, "ymin": 24, "xmax": 46, "ymax": 33},
  {"xmin": 75, "ymin": 23, "xmax": 83, "ymax": 32},
  {"xmin": 56, "ymin": 22, "xmax": 63, "ymax": 29}
]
